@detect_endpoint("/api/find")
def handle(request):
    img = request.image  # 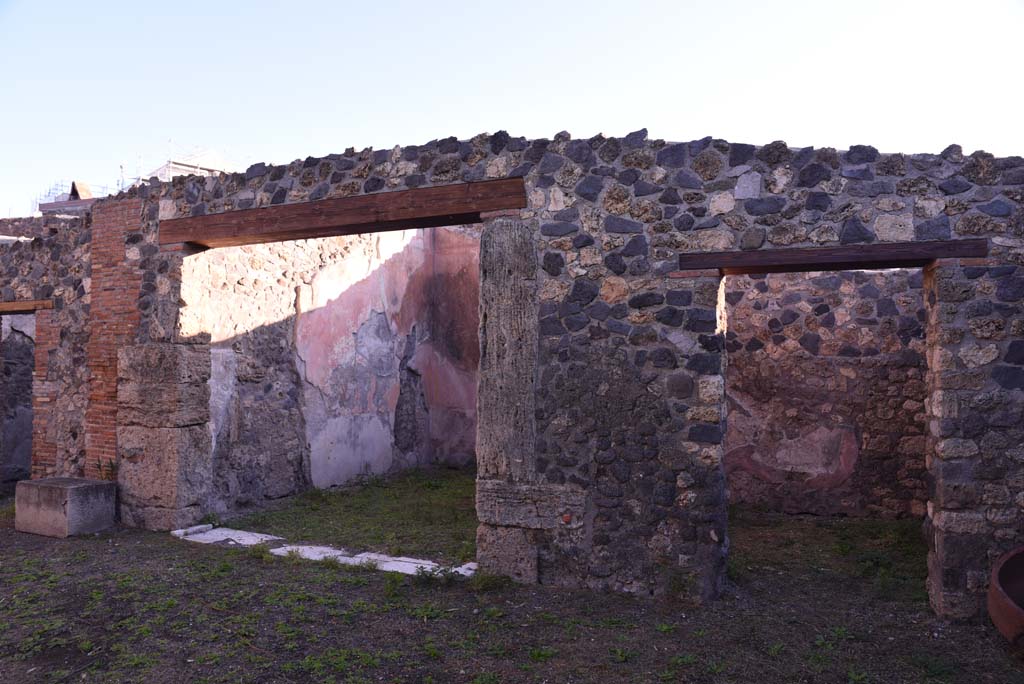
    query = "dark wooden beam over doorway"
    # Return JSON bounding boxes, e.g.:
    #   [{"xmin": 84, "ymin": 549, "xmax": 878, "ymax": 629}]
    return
[
  {"xmin": 678, "ymin": 239, "xmax": 989, "ymax": 275},
  {"xmin": 158, "ymin": 178, "xmax": 527, "ymax": 249},
  {"xmin": 0, "ymin": 300, "xmax": 54, "ymax": 315}
]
